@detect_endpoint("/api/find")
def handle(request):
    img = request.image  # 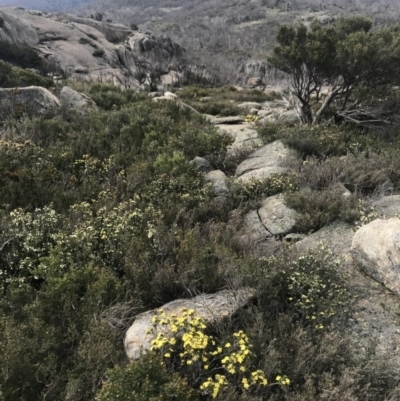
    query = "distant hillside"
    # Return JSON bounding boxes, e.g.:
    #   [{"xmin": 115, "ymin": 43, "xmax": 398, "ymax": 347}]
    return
[
  {"xmin": 72, "ymin": 0, "xmax": 400, "ymax": 84},
  {"xmin": 0, "ymin": 0, "xmax": 90, "ymax": 11}
]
